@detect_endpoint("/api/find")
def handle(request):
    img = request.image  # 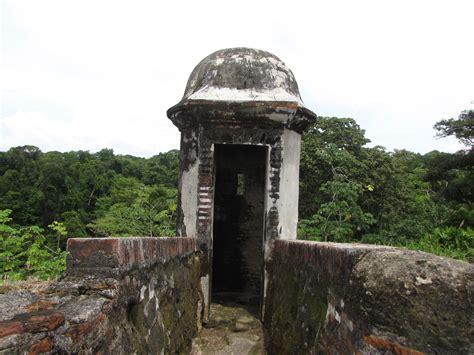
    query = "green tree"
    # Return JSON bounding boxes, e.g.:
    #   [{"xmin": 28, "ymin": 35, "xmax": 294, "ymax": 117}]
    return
[
  {"xmin": 144, "ymin": 150, "xmax": 179, "ymax": 187},
  {"xmin": 88, "ymin": 176, "xmax": 177, "ymax": 237},
  {"xmin": 299, "ymin": 117, "xmax": 369, "ymax": 219},
  {"xmin": 299, "ymin": 117, "xmax": 446, "ymax": 246},
  {"xmin": 434, "ymin": 110, "xmax": 474, "ymax": 149},
  {"xmin": 299, "ymin": 118, "xmax": 374, "ymax": 241},
  {"xmin": 299, "ymin": 177, "xmax": 375, "ymax": 242},
  {"xmin": 0, "ymin": 146, "xmax": 43, "ymax": 225},
  {"xmin": 427, "ymin": 109, "xmax": 474, "ymax": 228}
]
